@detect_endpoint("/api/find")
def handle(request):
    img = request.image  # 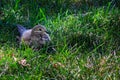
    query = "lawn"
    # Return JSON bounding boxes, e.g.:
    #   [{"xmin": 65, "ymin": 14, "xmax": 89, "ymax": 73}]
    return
[{"xmin": 0, "ymin": 0, "xmax": 120, "ymax": 79}]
